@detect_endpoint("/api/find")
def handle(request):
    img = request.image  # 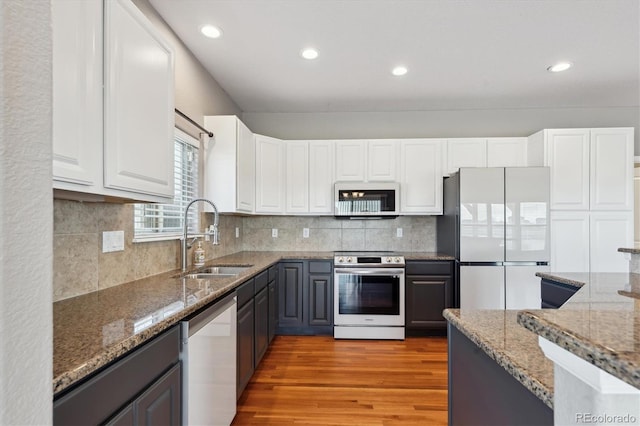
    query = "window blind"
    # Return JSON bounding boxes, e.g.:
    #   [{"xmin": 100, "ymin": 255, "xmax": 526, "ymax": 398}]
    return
[{"xmin": 134, "ymin": 129, "xmax": 199, "ymax": 240}]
